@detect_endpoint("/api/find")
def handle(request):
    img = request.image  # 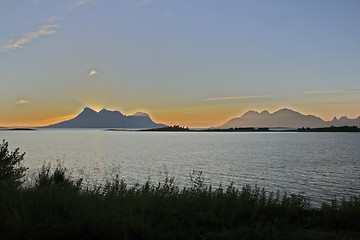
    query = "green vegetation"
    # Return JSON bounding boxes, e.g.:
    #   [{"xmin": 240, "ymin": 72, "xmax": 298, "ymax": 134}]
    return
[{"xmin": 1, "ymin": 141, "xmax": 360, "ymax": 239}]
